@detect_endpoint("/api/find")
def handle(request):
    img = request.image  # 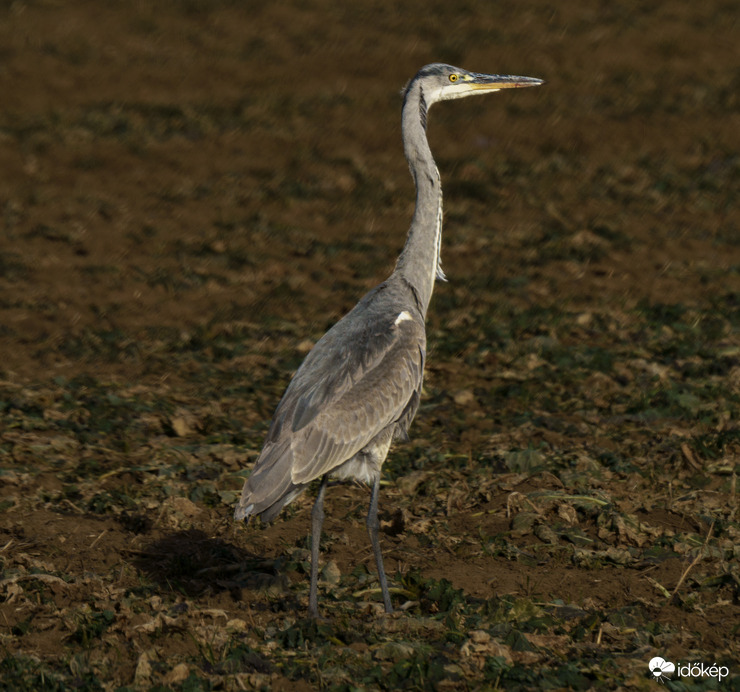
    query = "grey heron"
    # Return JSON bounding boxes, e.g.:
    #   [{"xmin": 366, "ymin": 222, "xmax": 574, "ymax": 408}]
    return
[{"xmin": 235, "ymin": 63, "xmax": 543, "ymax": 617}]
